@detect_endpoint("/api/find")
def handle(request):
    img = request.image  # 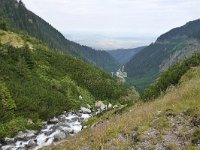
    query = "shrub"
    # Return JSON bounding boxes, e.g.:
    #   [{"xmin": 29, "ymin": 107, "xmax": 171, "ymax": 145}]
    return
[{"xmin": 142, "ymin": 53, "xmax": 200, "ymax": 101}]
